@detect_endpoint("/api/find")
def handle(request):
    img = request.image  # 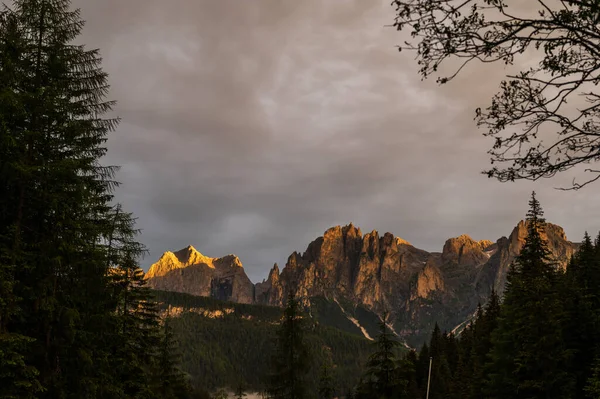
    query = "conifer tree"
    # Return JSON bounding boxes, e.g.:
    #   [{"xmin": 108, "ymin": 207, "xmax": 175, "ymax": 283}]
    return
[
  {"xmin": 426, "ymin": 324, "xmax": 452, "ymax": 399},
  {"xmin": 155, "ymin": 317, "xmax": 192, "ymax": 399},
  {"xmin": 318, "ymin": 347, "xmax": 335, "ymax": 399},
  {"xmin": 585, "ymin": 354, "xmax": 600, "ymax": 399},
  {"xmin": 0, "ymin": 0, "xmax": 130, "ymax": 395},
  {"xmin": 562, "ymin": 233, "xmax": 600, "ymax": 399},
  {"xmin": 356, "ymin": 311, "xmax": 405, "ymax": 399},
  {"xmin": 415, "ymin": 342, "xmax": 430, "ymax": 390},
  {"xmin": 268, "ymin": 291, "xmax": 311, "ymax": 399},
  {"xmin": 0, "ymin": 1, "xmax": 192, "ymax": 397},
  {"xmin": 486, "ymin": 192, "xmax": 574, "ymax": 399},
  {"xmin": 234, "ymin": 383, "xmax": 247, "ymax": 399},
  {"xmin": 0, "ymin": 8, "xmax": 42, "ymax": 398},
  {"xmin": 469, "ymin": 289, "xmax": 500, "ymax": 399},
  {"xmin": 397, "ymin": 350, "xmax": 420, "ymax": 398}
]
